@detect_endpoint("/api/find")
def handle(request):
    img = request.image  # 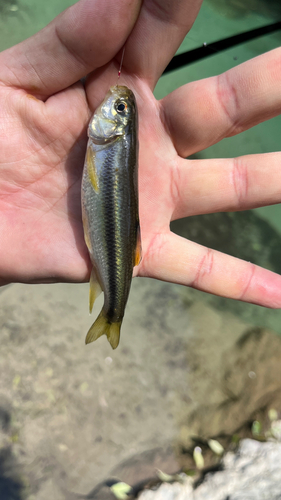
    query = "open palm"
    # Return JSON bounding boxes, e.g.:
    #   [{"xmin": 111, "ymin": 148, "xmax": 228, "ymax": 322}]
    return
[{"xmin": 1, "ymin": 0, "xmax": 281, "ymax": 308}]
